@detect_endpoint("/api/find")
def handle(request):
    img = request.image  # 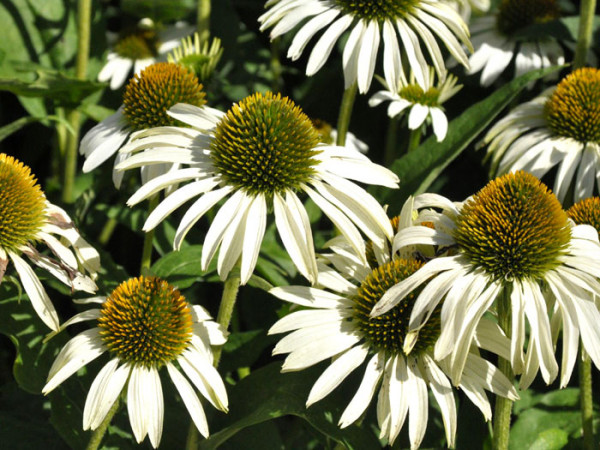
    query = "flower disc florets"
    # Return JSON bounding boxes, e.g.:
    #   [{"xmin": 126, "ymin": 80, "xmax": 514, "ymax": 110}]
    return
[
  {"xmin": 544, "ymin": 68, "xmax": 600, "ymax": 143},
  {"xmin": 353, "ymin": 258, "xmax": 440, "ymax": 355},
  {"xmin": 496, "ymin": 0, "xmax": 561, "ymax": 35},
  {"xmin": 454, "ymin": 171, "xmax": 571, "ymax": 281},
  {"xmin": 122, "ymin": 62, "xmax": 206, "ymax": 131},
  {"xmin": 334, "ymin": 0, "xmax": 419, "ymax": 21},
  {"xmin": 210, "ymin": 92, "xmax": 321, "ymax": 196},
  {"xmin": 0, "ymin": 154, "xmax": 46, "ymax": 253},
  {"xmin": 398, "ymin": 84, "xmax": 441, "ymax": 107},
  {"xmin": 568, "ymin": 197, "xmax": 600, "ymax": 233},
  {"xmin": 114, "ymin": 28, "xmax": 159, "ymax": 60},
  {"xmin": 98, "ymin": 276, "xmax": 193, "ymax": 368}
]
